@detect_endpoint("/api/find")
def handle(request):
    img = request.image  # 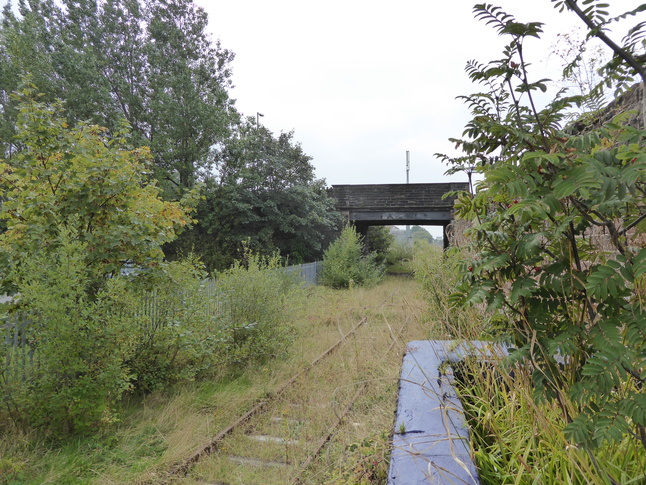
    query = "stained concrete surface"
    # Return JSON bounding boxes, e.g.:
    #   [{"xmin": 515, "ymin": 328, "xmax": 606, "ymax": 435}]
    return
[{"xmin": 388, "ymin": 340, "xmax": 507, "ymax": 484}]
